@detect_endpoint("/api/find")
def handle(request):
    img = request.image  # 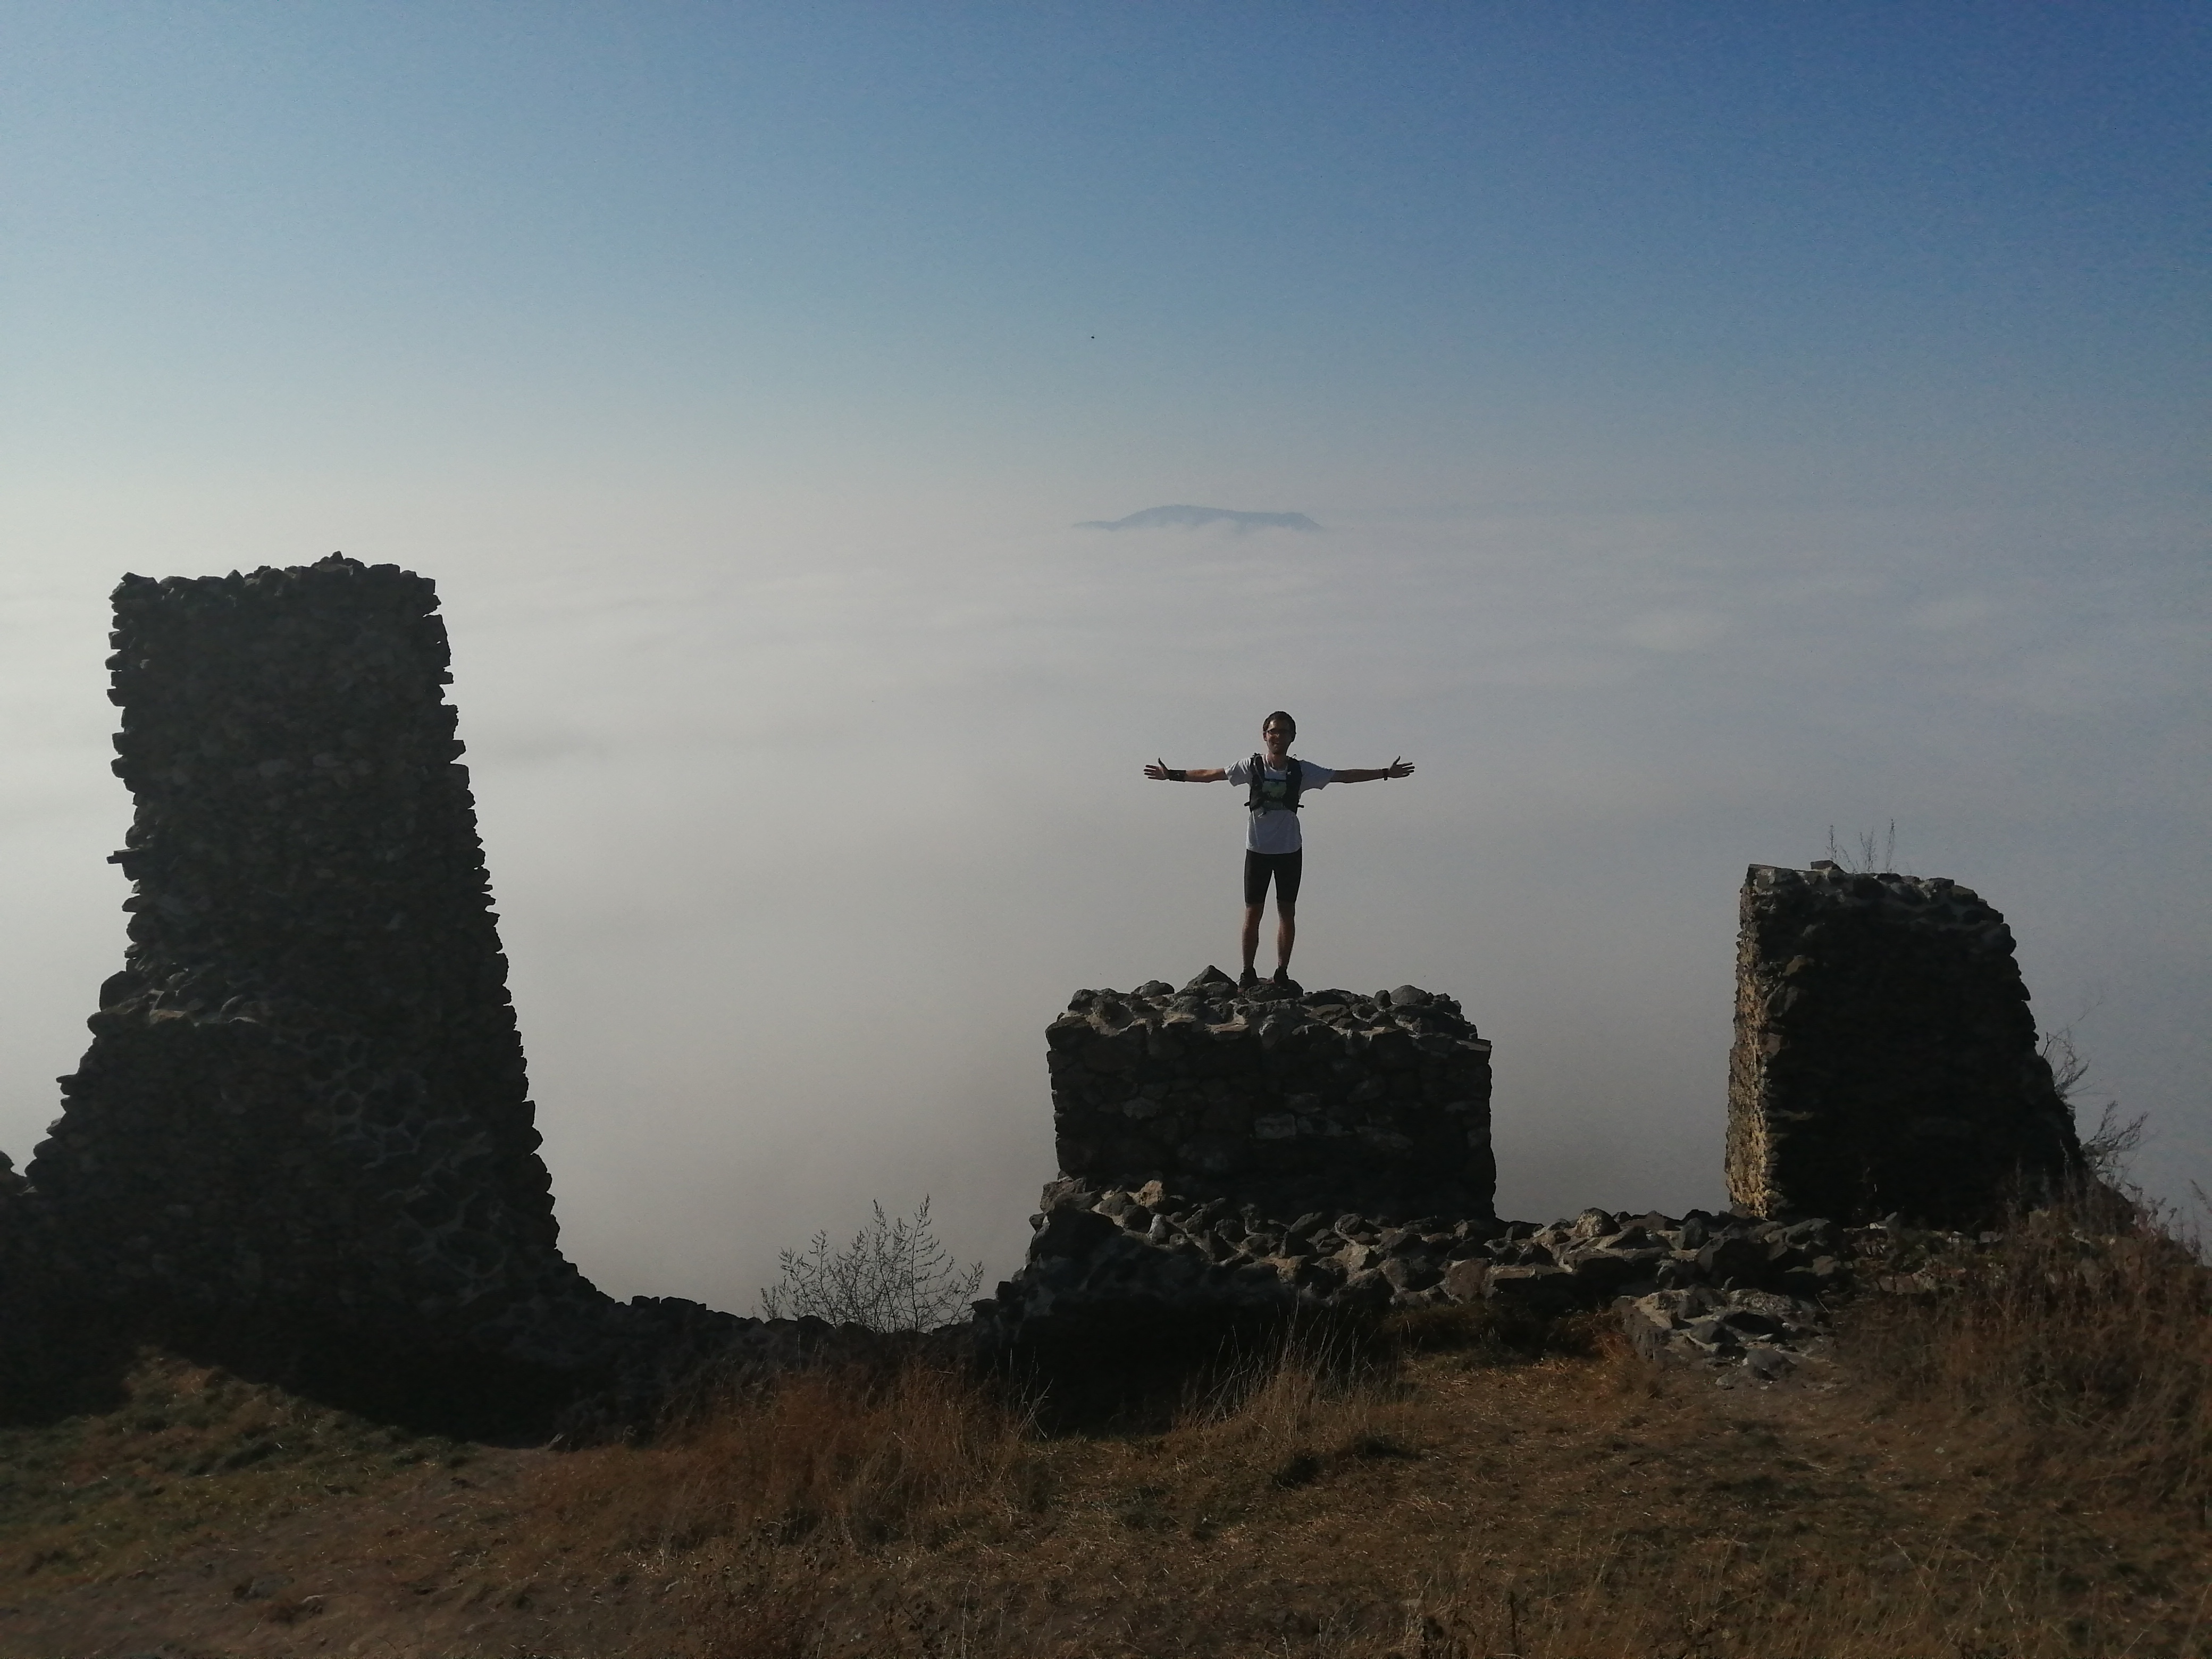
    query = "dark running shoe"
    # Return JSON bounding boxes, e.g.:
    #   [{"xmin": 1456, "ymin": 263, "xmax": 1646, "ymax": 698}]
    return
[{"xmin": 1238, "ymin": 967, "xmax": 1261, "ymax": 989}]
